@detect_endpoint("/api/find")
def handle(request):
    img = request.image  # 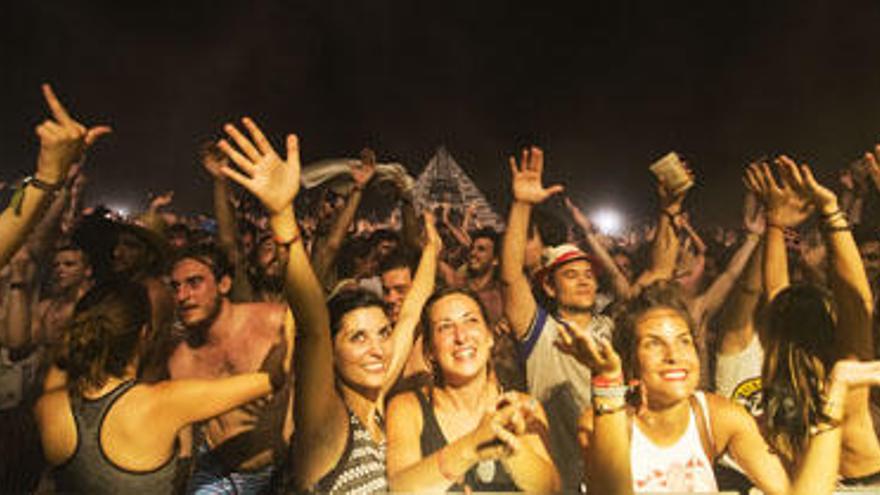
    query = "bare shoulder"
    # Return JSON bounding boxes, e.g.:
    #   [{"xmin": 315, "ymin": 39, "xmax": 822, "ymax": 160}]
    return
[
  {"xmin": 234, "ymin": 302, "xmax": 287, "ymax": 339},
  {"xmin": 34, "ymin": 388, "xmax": 68, "ymax": 420},
  {"xmin": 704, "ymin": 392, "xmax": 757, "ymax": 444},
  {"xmin": 386, "ymin": 391, "xmax": 424, "ymax": 434}
]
